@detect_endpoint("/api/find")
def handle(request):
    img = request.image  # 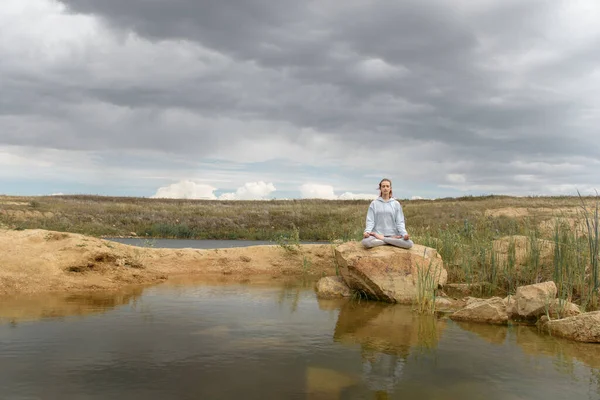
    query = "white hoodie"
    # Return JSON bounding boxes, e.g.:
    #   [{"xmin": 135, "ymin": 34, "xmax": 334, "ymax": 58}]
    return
[{"xmin": 364, "ymin": 197, "xmax": 408, "ymax": 237}]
